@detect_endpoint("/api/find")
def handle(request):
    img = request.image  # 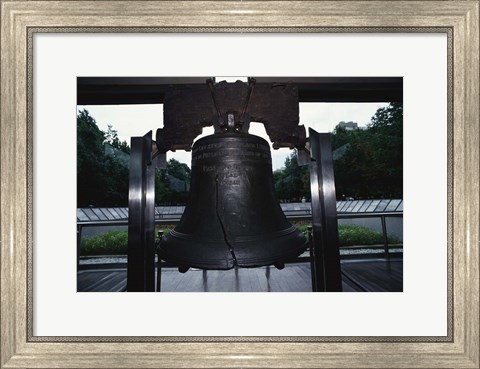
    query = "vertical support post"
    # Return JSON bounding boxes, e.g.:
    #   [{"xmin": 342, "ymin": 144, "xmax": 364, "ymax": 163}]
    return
[
  {"xmin": 307, "ymin": 226, "xmax": 317, "ymax": 292},
  {"xmin": 144, "ymin": 150, "xmax": 156, "ymax": 291},
  {"xmin": 381, "ymin": 215, "xmax": 390, "ymax": 259},
  {"xmin": 127, "ymin": 131, "xmax": 156, "ymax": 292},
  {"xmin": 308, "ymin": 128, "xmax": 342, "ymax": 292},
  {"xmin": 77, "ymin": 224, "xmax": 82, "ymax": 271},
  {"xmin": 156, "ymin": 230, "xmax": 163, "ymax": 292},
  {"xmin": 156, "ymin": 253, "xmax": 162, "ymax": 292}
]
